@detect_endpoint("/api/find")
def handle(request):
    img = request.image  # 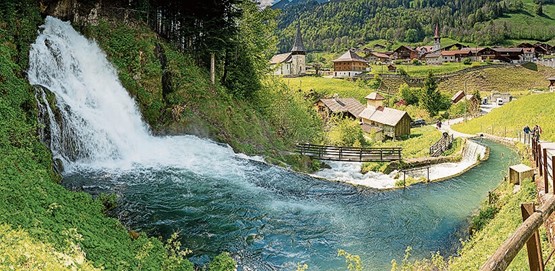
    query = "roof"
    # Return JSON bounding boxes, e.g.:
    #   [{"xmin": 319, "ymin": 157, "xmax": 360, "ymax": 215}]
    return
[
  {"xmin": 318, "ymin": 98, "xmax": 366, "ymax": 117},
  {"xmin": 270, "ymin": 52, "xmax": 291, "ymax": 64},
  {"xmin": 416, "ymin": 46, "xmax": 435, "ymax": 52},
  {"xmin": 370, "ymin": 52, "xmax": 390, "ymax": 59},
  {"xmin": 365, "ymin": 92, "xmax": 385, "ymax": 100},
  {"xmin": 509, "ymin": 164, "xmax": 533, "ymax": 173},
  {"xmin": 359, "ymin": 106, "xmax": 410, "ymax": 127},
  {"xmin": 332, "ymin": 50, "xmax": 368, "ymax": 63},
  {"xmin": 425, "ymin": 52, "xmax": 442, "ymax": 58},
  {"xmin": 465, "ymin": 94, "xmax": 477, "ymax": 101},
  {"xmin": 548, "ymin": 77, "xmax": 555, "ymax": 81},
  {"xmin": 291, "ymin": 24, "xmax": 305, "ymax": 53},
  {"xmin": 523, "ymin": 48, "xmax": 535, "ymax": 53},
  {"xmin": 441, "ymin": 50, "xmax": 471, "ymax": 56},
  {"xmin": 451, "ymin": 90, "xmax": 465, "ymax": 102},
  {"xmin": 493, "ymin": 48, "xmax": 523, "ymax": 53},
  {"xmin": 394, "ymin": 45, "xmax": 416, "ymax": 53}
]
